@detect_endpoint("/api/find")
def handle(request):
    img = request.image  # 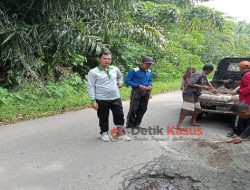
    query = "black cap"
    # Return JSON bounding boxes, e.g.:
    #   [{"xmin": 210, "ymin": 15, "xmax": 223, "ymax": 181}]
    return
[
  {"xmin": 202, "ymin": 64, "xmax": 214, "ymax": 71},
  {"xmin": 141, "ymin": 56, "xmax": 154, "ymax": 64}
]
